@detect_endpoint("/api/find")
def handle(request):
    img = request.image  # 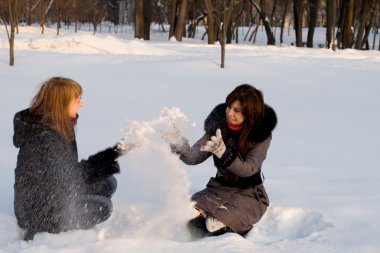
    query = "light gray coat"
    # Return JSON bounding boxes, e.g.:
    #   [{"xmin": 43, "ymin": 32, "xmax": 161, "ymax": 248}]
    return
[{"xmin": 179, "ymin": 103, "xmax": 277, "ymax": 234}]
